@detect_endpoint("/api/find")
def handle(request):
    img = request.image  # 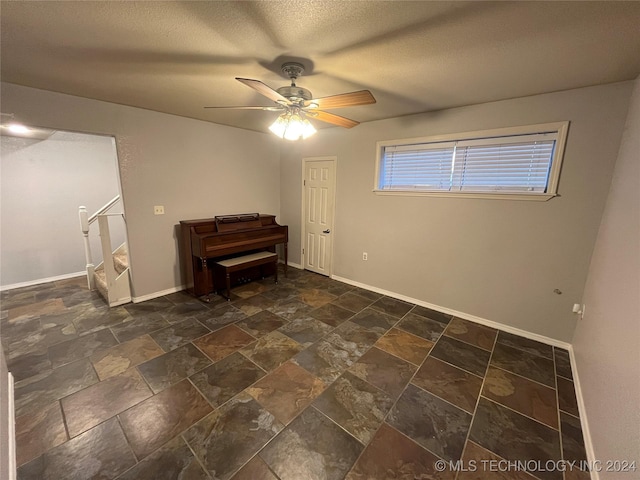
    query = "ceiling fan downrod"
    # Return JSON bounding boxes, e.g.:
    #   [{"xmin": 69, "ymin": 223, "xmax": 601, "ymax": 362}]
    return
[
  {"xmin": 281, "ymin": 62, "xmax": 305, "ymax": 86},
  {"xmin": 277, "ymin": 62, "xmax": 312, "ymax": 103}
]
